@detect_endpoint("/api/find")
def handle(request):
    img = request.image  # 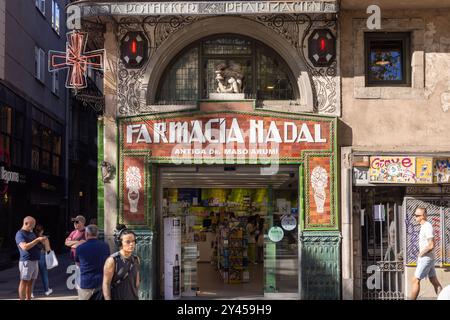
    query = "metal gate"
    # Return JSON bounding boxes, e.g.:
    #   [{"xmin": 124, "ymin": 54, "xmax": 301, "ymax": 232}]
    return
[
  {"xmin": 362, "ymin": 203, "xmax": 405, "ymax": 300},
  {"xmin": 403, "ymin": 197, "xmax": 450, "ymax": 267},
  {"xmin": 362, "ymin": 197, "xmax": 450, "ymax": 300}
]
